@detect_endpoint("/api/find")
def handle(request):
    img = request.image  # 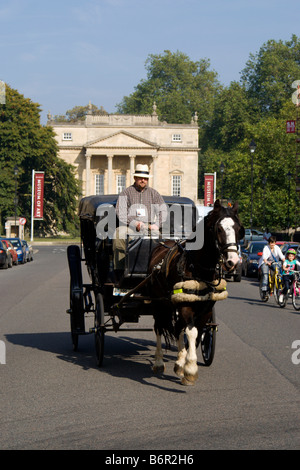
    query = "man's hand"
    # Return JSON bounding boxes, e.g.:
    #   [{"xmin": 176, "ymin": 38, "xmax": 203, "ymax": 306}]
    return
[
  {"xmin": 136, "ymin": 221, "xmax": 145, "ymax": 232},
  {"xmin": 148, "ymin": 223, "xmax": 159, "ymax": 231}
]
